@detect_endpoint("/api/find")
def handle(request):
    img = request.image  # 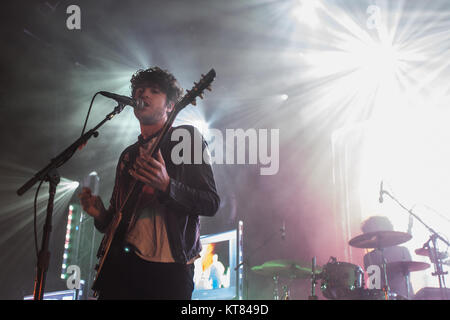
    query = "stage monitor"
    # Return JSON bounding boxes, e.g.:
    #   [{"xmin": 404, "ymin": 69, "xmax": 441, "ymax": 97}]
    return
[
  {"xmin": 24, "ymin": 290, "xmax": 77, "ymax": 300},
  {"xmin": 192, "ymin": 221, "xmax": 243, "ymax": 300}
]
